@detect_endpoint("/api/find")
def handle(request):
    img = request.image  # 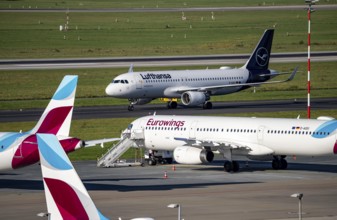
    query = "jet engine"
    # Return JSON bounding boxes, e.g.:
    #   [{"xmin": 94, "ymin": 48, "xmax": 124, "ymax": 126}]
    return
[
  {"xmin": 181, "ymin": 91, "xmax": 208, "ymax": 106},
  {"xmin": 129, "ymin": 98, "xmax": 153, "ymax": 105},
  {"xmin": 173, "ymin": 146, "xmax": 214, "ymax": 164}
]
